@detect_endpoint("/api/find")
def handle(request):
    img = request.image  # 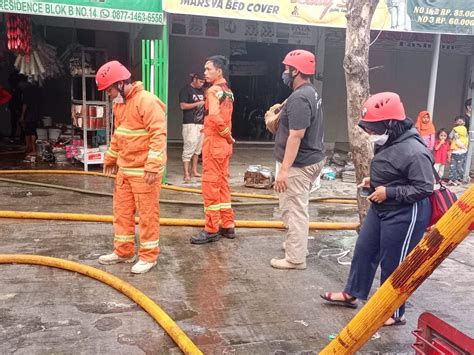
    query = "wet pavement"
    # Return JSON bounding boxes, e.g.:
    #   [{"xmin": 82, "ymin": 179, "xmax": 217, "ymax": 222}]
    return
[{"xmin": 0, "ymin": 143, "xmax": 472, "ymax": 354}]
